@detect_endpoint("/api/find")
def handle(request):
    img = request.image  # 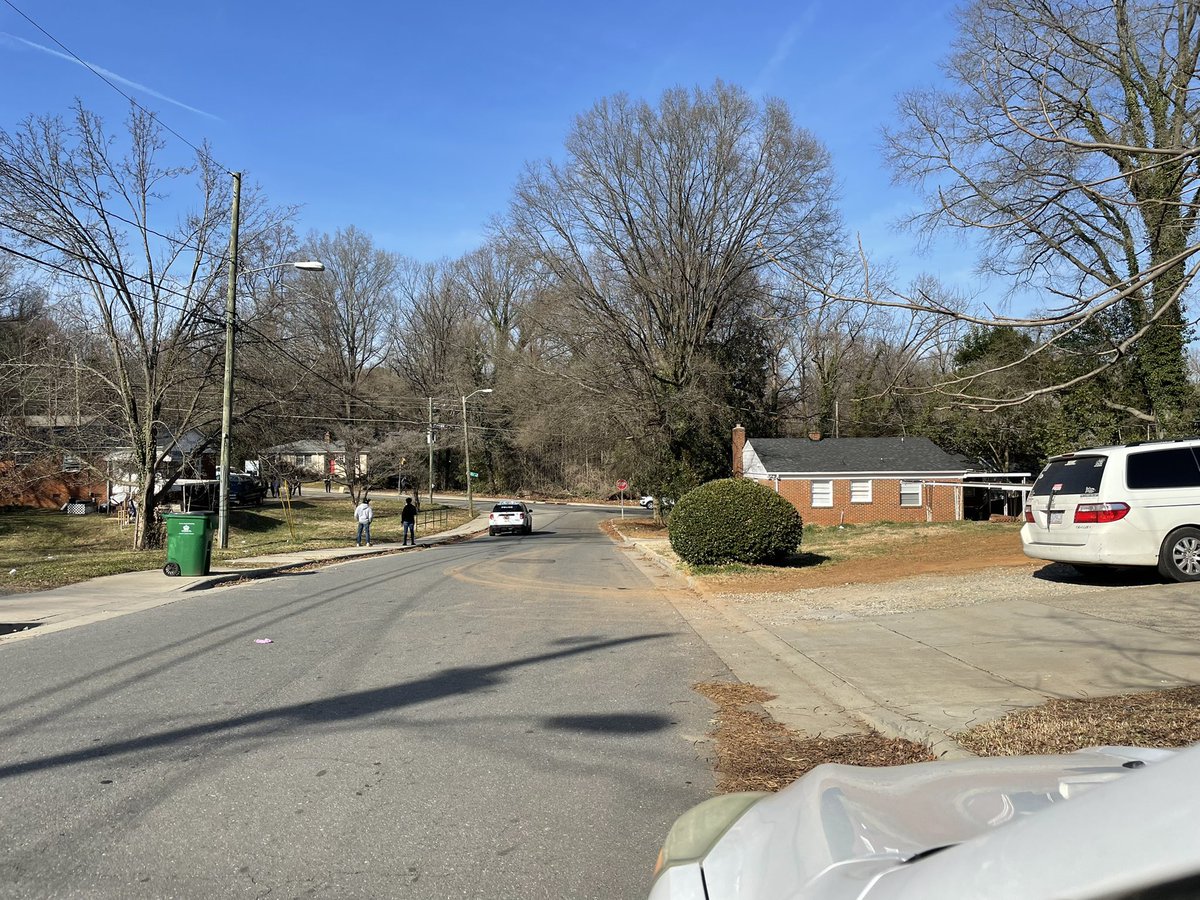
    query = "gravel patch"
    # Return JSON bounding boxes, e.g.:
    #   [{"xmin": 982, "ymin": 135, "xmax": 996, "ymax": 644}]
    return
[{"xmin": 714, "ymin": 564, "xmax": 1158, "ymax": 626}]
